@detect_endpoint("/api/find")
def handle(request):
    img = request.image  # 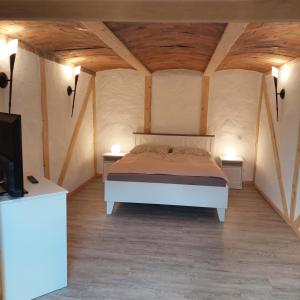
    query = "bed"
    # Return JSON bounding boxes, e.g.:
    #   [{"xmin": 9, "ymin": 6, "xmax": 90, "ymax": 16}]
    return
[{"xmin": 104, "ymin": 133, "xmax": 229, "ymax": 222}]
